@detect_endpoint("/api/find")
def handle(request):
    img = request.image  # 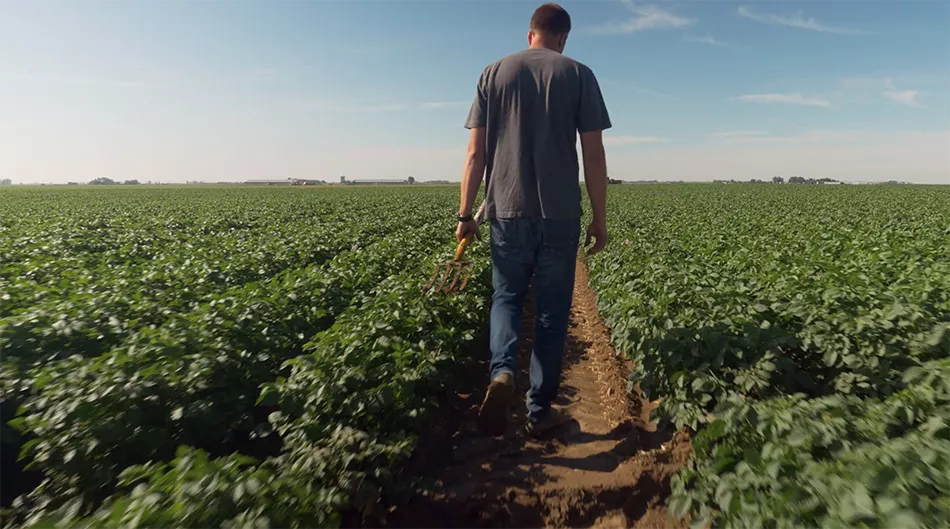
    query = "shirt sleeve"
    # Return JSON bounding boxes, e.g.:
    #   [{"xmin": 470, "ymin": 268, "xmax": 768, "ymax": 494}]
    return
[
  {"xmin": 464, "ymin": 70, "xmax": 488, "ymax": 129},
  {"xmin": 577, "ymin": 66, "xmax": 612, "ymax": 133}
]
